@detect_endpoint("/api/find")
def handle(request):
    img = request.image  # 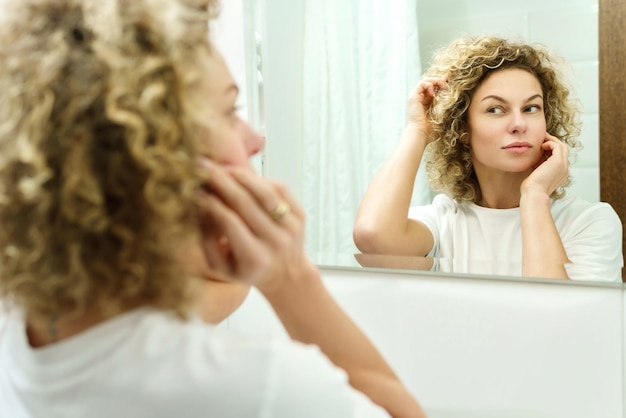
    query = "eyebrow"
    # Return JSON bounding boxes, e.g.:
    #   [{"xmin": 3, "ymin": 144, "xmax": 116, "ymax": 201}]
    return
[{"xmin": 480, "ymin": 93, "xmax": 543, "ymax": 103}]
